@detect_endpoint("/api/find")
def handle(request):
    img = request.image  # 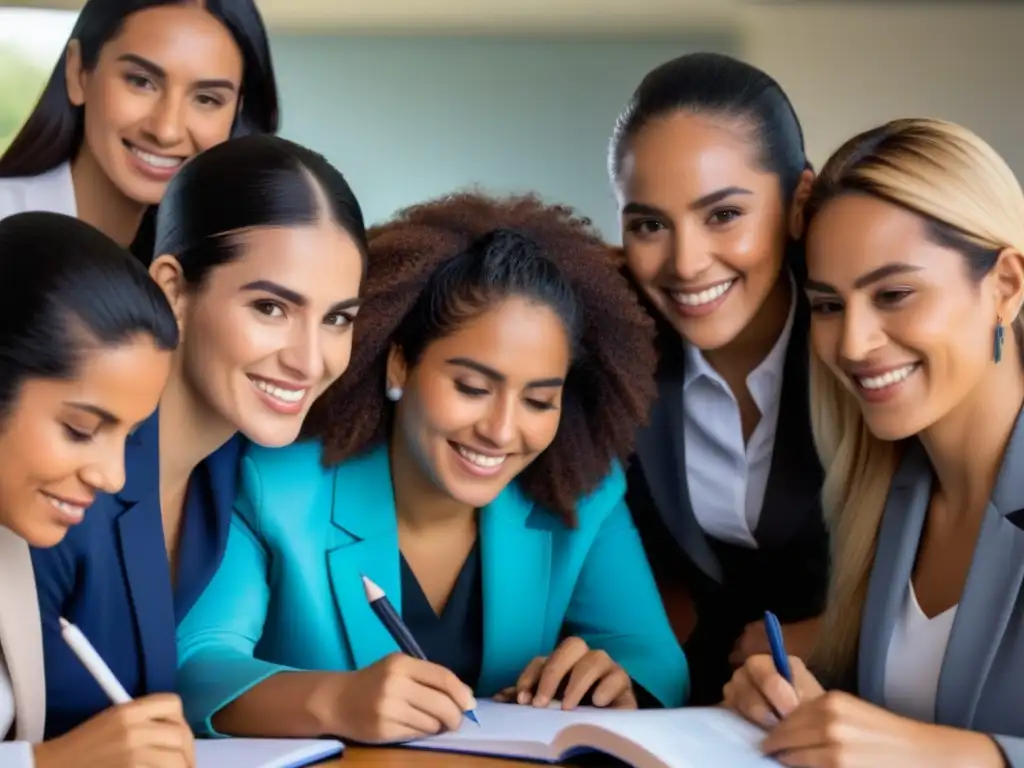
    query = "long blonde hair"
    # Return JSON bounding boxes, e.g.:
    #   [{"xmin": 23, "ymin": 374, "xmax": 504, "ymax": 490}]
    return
[{"xmin": 805, "ymin": 119, "xmax": 1024, "ymax": 680}]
